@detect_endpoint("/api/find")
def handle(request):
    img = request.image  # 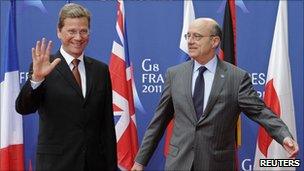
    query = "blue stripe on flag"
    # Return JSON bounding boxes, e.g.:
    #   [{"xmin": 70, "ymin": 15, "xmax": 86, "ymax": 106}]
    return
[
  {"xmin": 124, "ymin": 23, "xmax": 131, "ymax": 67},
  {"xmin": 179, "ymin": 49, "xmax": 191, "ymax": 62},
  {"xmin": 0, "ymin": 0, "xmax": 19, "ymax": 83}
]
